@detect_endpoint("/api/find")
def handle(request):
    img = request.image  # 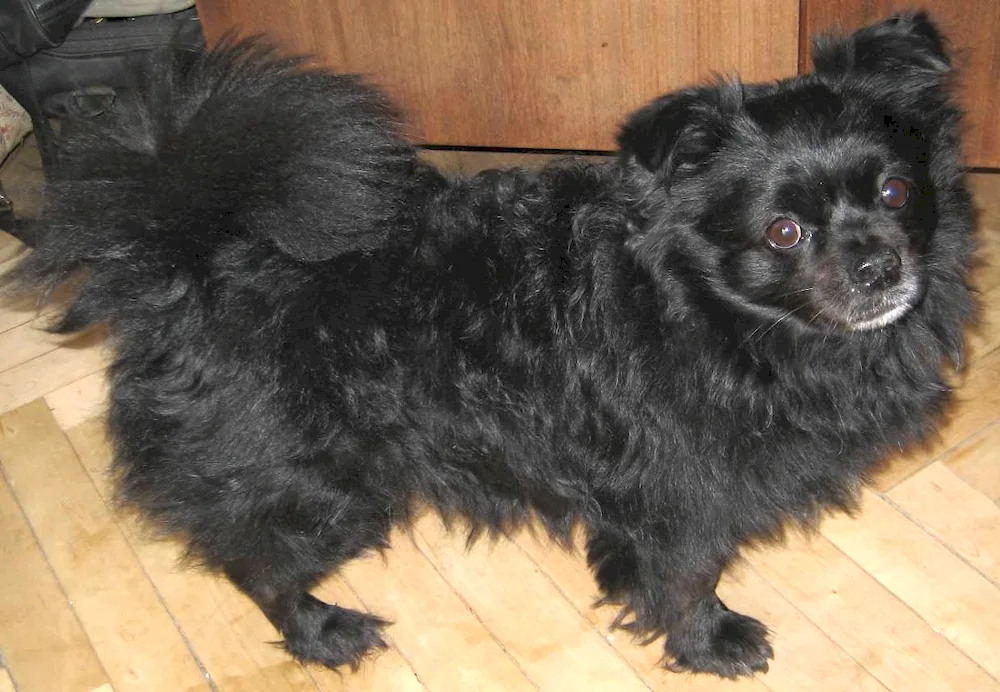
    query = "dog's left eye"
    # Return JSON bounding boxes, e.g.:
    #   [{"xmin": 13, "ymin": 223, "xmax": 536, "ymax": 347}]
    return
[{"xmin": 880, "ymin": 178, "xmax": 909, "ymax": 209}]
